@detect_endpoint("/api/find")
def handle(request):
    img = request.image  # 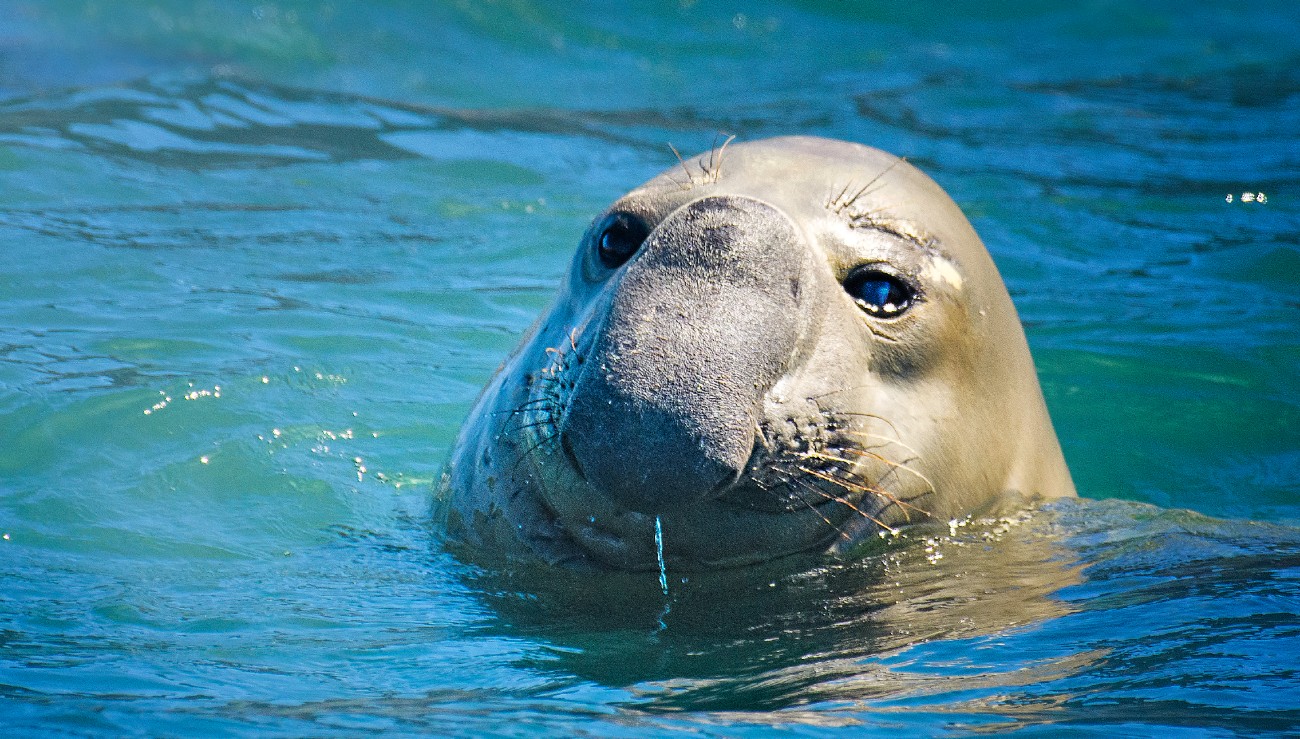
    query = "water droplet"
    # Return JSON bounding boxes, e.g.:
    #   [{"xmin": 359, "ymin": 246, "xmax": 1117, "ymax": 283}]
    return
[{"xmin": 655, "ymin": 516, "xmax": 669, "ymax": 596}]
